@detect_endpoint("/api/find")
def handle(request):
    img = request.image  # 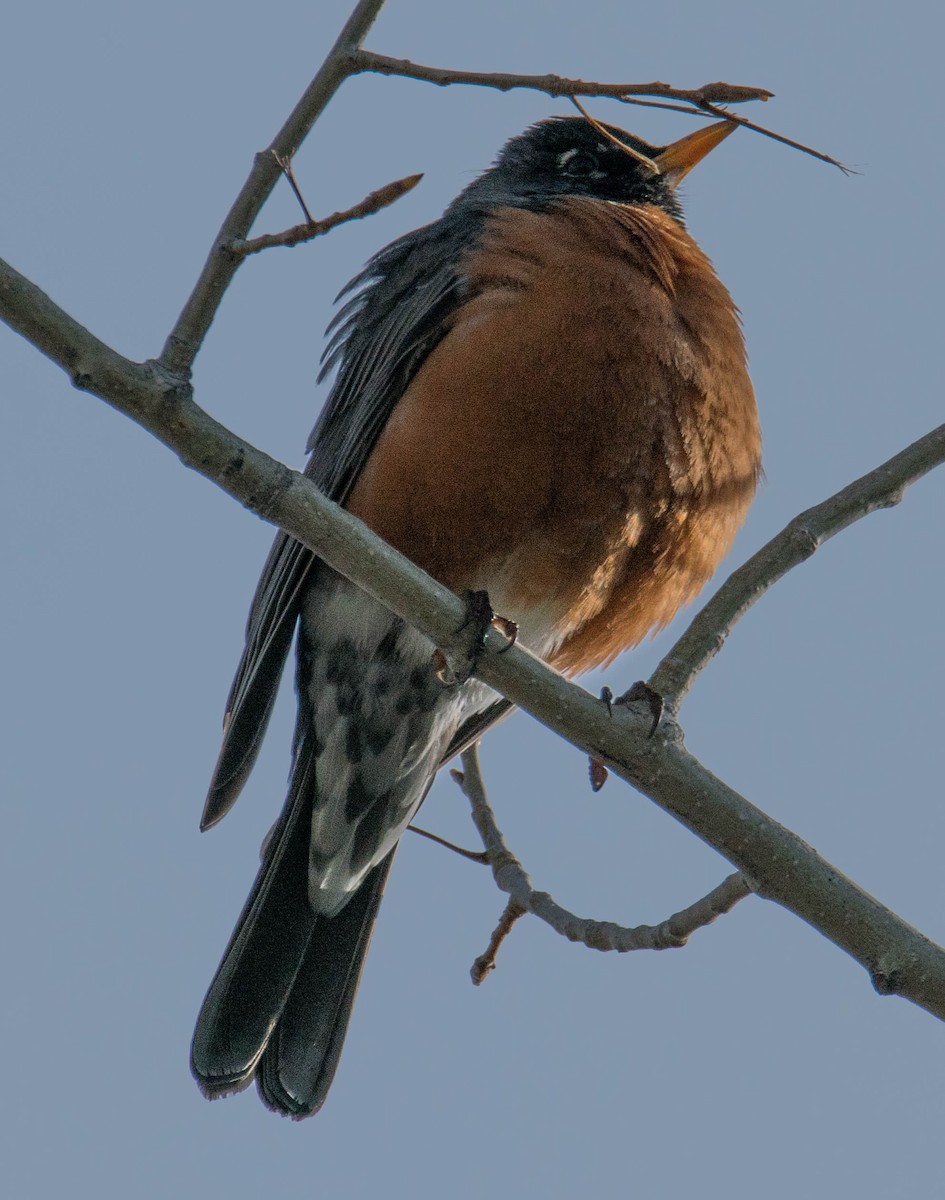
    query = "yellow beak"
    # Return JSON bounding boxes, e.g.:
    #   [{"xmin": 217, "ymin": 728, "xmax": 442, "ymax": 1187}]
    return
[{"xmin": 654, "ymin": 120, "xmax": 736, "ymax": 183}]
